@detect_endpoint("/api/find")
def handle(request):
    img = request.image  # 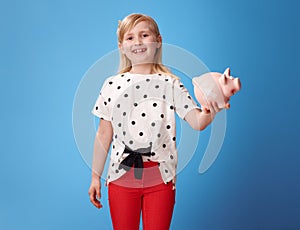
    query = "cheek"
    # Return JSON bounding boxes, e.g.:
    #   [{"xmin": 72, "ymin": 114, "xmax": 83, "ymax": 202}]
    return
[
  {"xmin": 121, "ymin": 44, "xmax": 131, "ymax": 54},
  {"xmin": 146, "ymin": 42, "xmax": 158, "ymax": 50}
]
